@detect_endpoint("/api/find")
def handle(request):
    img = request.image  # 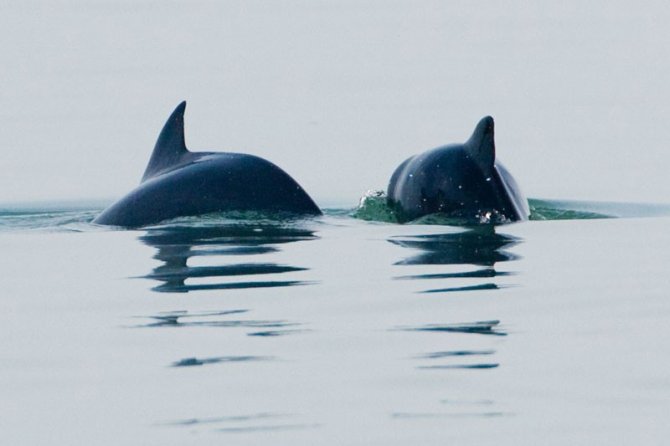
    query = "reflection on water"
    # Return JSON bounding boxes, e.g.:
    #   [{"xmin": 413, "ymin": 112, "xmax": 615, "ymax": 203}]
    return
[
  {"xmin": 390, "ymin": 225, "xmax": 521, "ymax": 419},
  {"xmin": 395, "ymin": 268, "xmax": 509, "ymax": 280},
  {"xmin": 131, "ymin": 310, "xmax": 301, "ymax": 332},
  {"xmin": 160, "ymin": 412, "xmax": 284, "ymax": 426},
  {"xmin": 134, "ymin": 220, "xmax": 522, "ymax": 429},
  {"xmin": 420, "ymin": 282, "xmax": 504, "ymax": 293},
  {"xmin": 416, "ymin": 349, "xmax": 500, "ymax": 369},
  {"xmin": 417, "ymin": 363, "xmax": 499, "ymax": 370},
  {"xmin": 172, "ymin": 355, "xmax": 273, "ymax": 367},
  {"xmin": 390, "ymin": 226, "xmax": 520, "ymax": 293},
  {"xmin": 390, "ymin": 226, "xmax": 520, "ymax": 267},
  {"xmin": 138, "ymin": 224, "xmax": 318, "ymax": 293},
  {"xmin": 159, "ymin": 412, "xmax": 320, "ymax": 433},
  {"xmin": 416, "ymin": 350, "xmax": 496, "ymax": 359},
  {"xmin": 247, "ymin": 328, "xmax": 307, "ymax": 337},
  {"xmin": 400, "ymin": 320, "xmax": 507, "ymax": 336},
  {"xmin": 132, "ymin": 222, "xmax": 317, "ymax": 402}
]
